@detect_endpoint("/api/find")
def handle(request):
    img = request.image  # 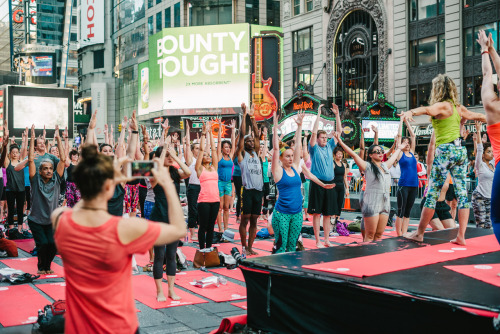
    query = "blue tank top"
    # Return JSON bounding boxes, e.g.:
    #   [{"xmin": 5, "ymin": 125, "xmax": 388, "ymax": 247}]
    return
[
  {"xmin": 275, "ymin": 167, "xmax": 303, "ymax": 214},
  {"xmin": 398, "ymin": 152, "xmax": 418, "ymax": 187},
  {"xmin": 218, "ymin": 156, "xmax": 234, "ymax": 182},
  {"xmin": 232, "ymin": 157, "xmax": 241, "ymax": 177}
]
